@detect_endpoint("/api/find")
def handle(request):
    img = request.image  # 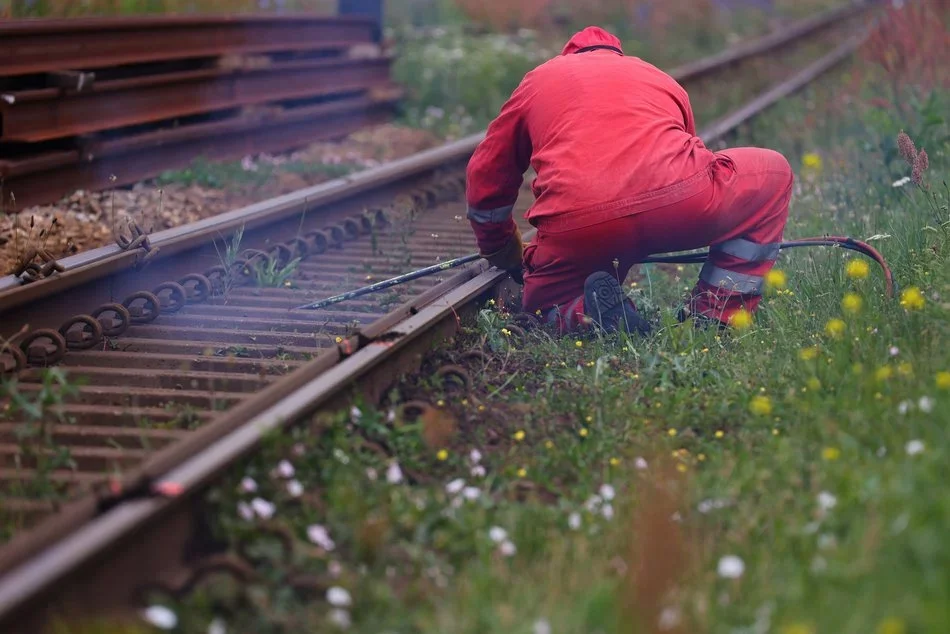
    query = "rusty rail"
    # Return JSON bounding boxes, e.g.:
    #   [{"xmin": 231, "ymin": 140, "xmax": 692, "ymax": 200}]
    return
[
  {"xmin": 0, "ymin": 14, "xmax": 378, "ymax": 76},
  {"xmin": 0, "ymin": 11, "xmax": 879, "ymax": 632}
]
